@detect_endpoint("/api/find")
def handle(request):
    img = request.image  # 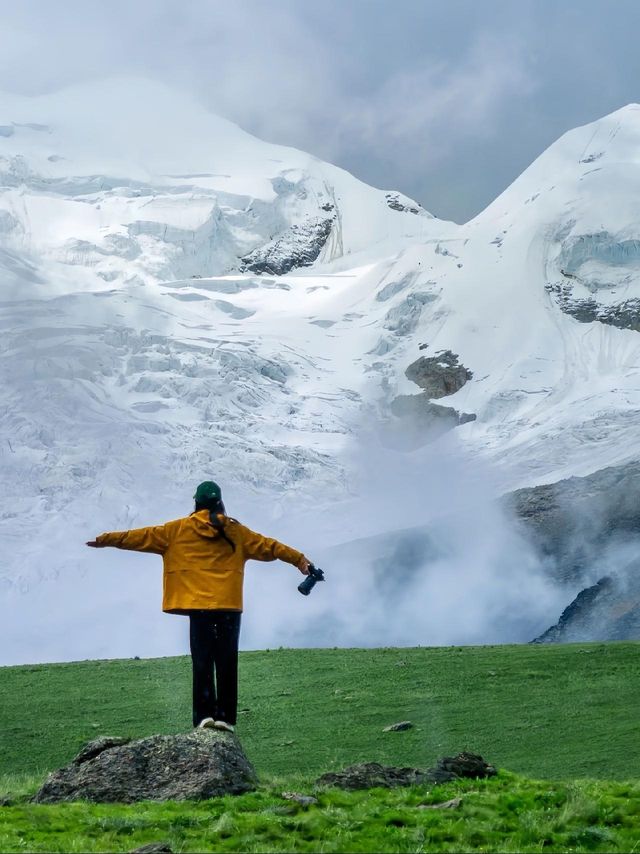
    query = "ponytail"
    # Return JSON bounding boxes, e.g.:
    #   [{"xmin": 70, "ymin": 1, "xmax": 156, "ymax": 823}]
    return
[{"xmin": 194, "ymin": 498, "xmax": 236, "ymax": 552}]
